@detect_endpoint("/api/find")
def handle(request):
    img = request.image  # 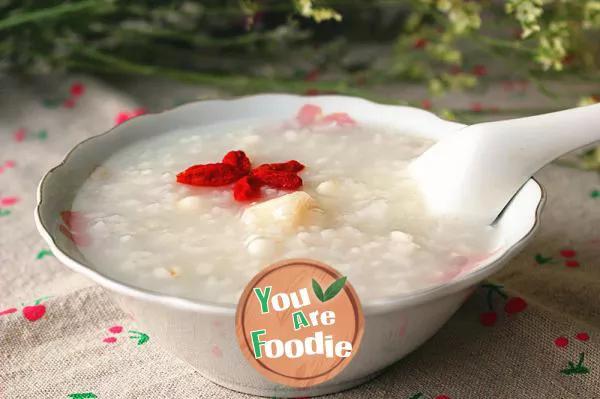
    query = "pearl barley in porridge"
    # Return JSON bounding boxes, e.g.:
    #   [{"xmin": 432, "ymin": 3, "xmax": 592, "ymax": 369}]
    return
[{"xmin": 72, "ymin": 119, "xmax": 499, "ymax": 304}]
